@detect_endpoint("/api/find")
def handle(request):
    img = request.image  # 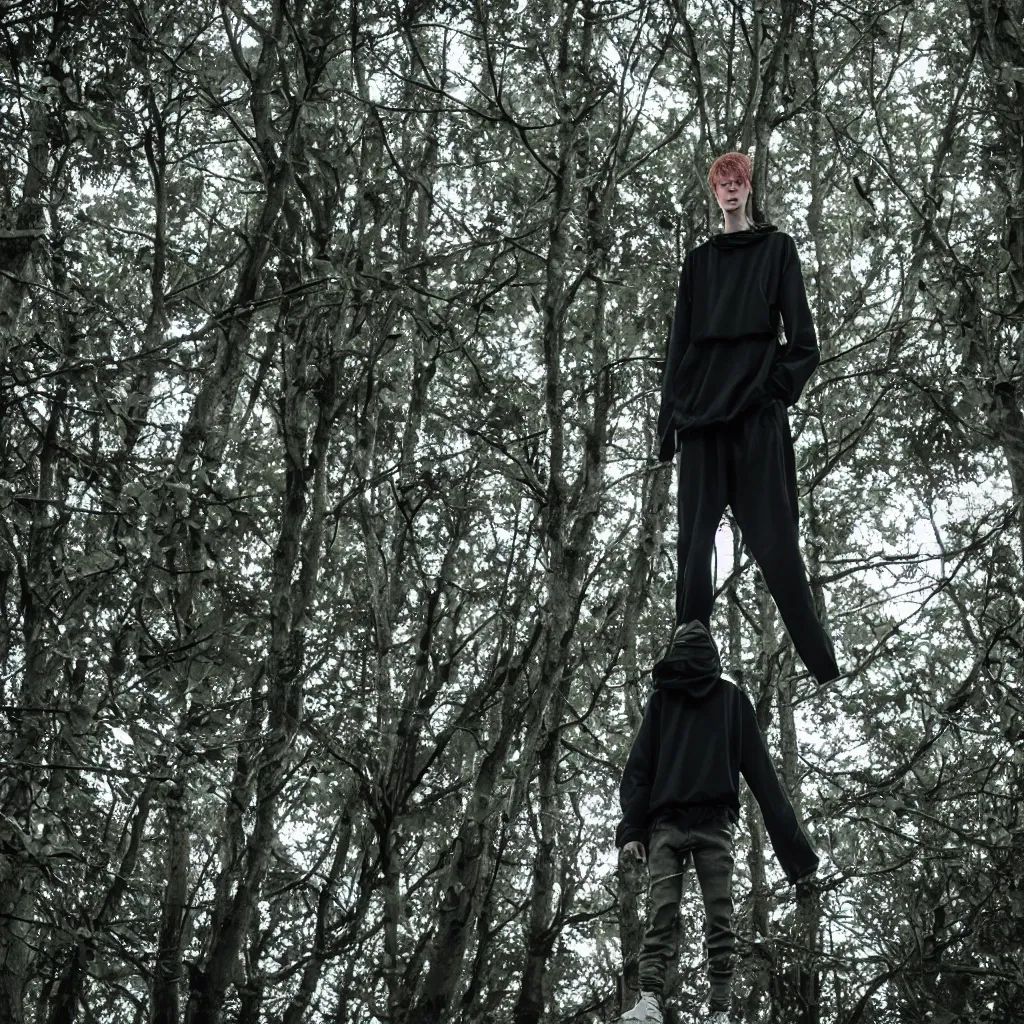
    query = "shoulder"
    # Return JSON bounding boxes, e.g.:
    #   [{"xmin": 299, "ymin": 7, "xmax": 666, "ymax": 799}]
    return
[
  {"xmin": 715, "ymin": 675, "xmax": 739, "ymax": 701},
  {"xmin": 675, "ymin": 244, "xmax": 706, "ymax": 286},
  {"xmin": 772, "ymin": 230, "xmax": 802, "ymax": 262},
  {"xmin": 720, "ymin": 676, "xmax": 755, "ymax": 711},
  {"xmin": 763, "ymin": 228, "xmax": 796, "ymax": 249},
  {"xmin": 687, "ymin": 239, "xmax": 713, "ymax": 261}
]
